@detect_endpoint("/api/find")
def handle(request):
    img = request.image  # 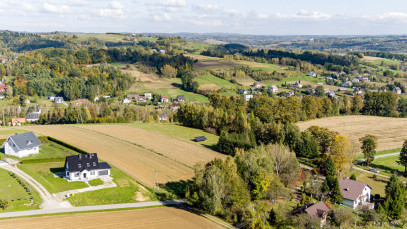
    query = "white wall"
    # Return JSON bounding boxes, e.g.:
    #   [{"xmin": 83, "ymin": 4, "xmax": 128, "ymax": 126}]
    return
[
  {"xmin": 66, "ymin": 169, "xmax": 110, "ymax": 181},
  {"xmin": 5, "ymin": 141, "xmax": 39, "ymax": 158}
]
